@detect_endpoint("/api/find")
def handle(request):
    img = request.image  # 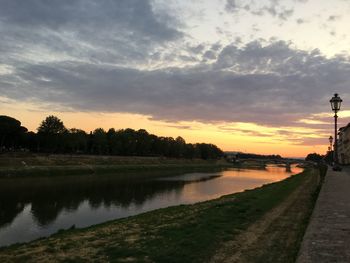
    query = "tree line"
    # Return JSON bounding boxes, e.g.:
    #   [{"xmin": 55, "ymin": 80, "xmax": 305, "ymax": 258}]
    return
[
  {"xmin": 305, "ymin": 153, "xmax": 324, "ymax": 163},
  {"xmin": 235, "ymin": 153, "xmax": 282, "ymax": 160},
  {"xmin": 0, "ymin": 115, "xmax": 223, "ymax": 159}
]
